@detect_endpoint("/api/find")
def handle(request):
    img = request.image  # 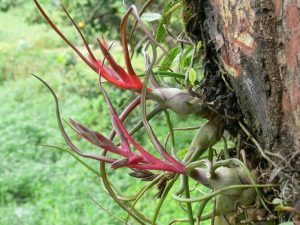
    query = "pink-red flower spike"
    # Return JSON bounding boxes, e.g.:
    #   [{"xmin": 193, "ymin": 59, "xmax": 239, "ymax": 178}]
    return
[
  {"xmin": 67, "ymin": 81, "xmax": 186, "ymax": 174},
  {"xmin": 95, "ymin": 37, "xmax": 145, "ymax": 90},
  {"xmin": 69, "ymin": 114, "xmax": 185, "ymax": 173},
  {"xmin": 33, "ymin": 0, "xmax": 149, "ymax": 92}
]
